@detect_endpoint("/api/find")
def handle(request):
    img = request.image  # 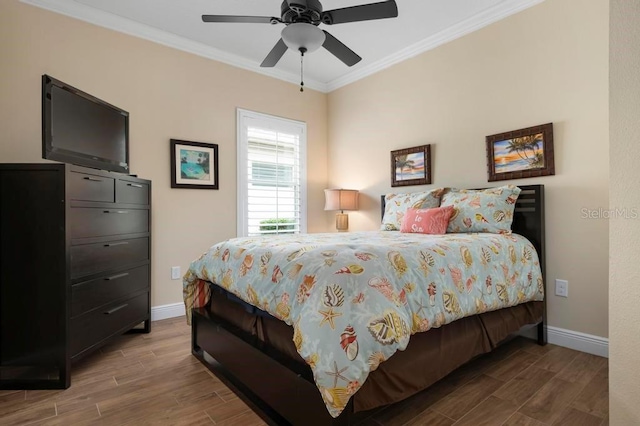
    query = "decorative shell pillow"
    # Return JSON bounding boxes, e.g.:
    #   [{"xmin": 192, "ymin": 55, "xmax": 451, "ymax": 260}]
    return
[
  {"xmin": 440, "ymin": 185, "xmax": 521, "ymax": 233},
  {"xmin": 381, "ymin": 189, "xmax": 444, "ymax": 231}
]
